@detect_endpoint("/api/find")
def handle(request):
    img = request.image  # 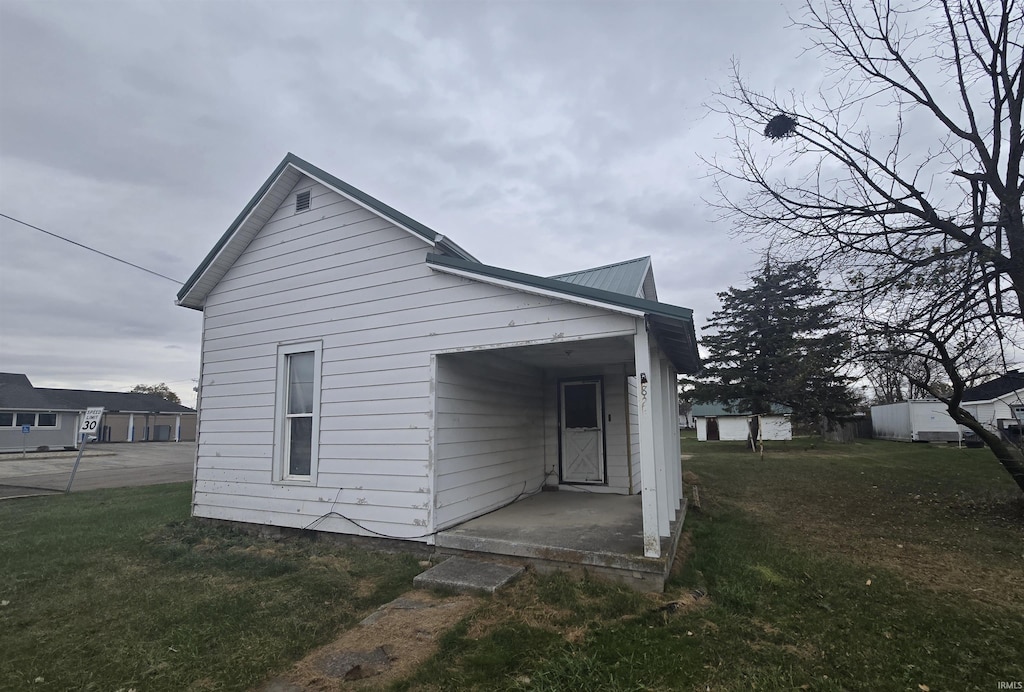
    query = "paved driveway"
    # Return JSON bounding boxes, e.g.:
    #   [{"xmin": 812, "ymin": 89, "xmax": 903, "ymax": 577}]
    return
[{"xmin": 0, "ymin": 442, "xmax": 195, "ymax": 498}]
